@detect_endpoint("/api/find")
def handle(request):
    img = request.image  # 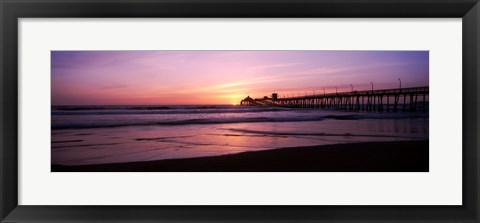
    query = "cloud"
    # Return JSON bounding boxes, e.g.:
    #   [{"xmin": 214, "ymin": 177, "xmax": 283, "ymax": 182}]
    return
[{"xmin": 99, "ymin": 84, "xmax": 130, "ymax": 90}]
